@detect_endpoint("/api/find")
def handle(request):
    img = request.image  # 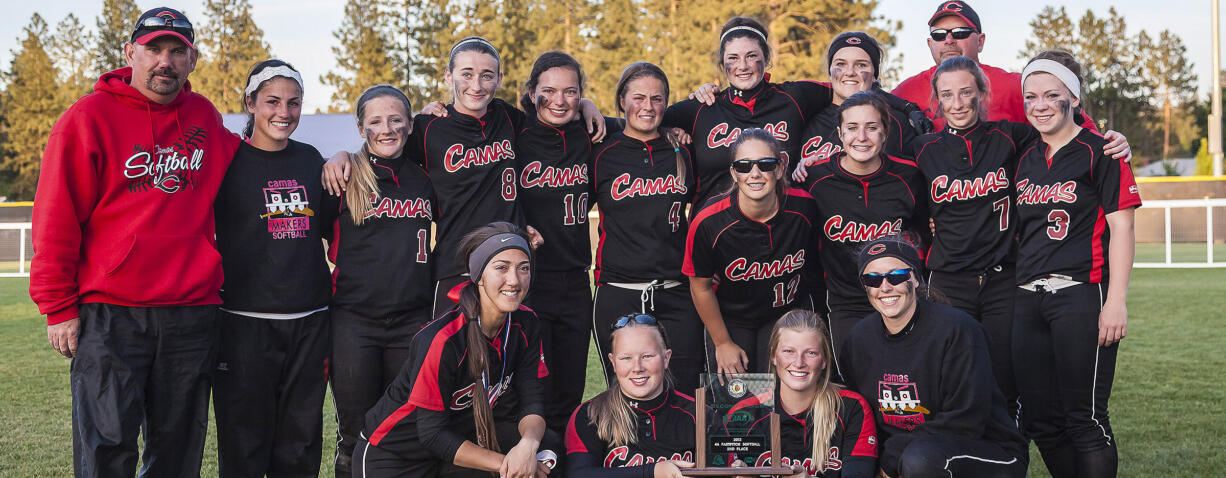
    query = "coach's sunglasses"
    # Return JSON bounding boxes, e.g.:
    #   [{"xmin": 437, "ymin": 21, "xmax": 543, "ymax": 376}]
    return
[
  {"xmin": 133, "ymin": 16, "xmax": 195, "ymax": 37},
  {"xmin": 859, "ymin": 268, "xmax": 913, "ymax": 288},
  {"xmin": 929, "ymin": 27, "xmax": 976, "ymax": 42},
  {"xmin": 610, "ymin": 313, "xmax": 658, "ymax": 332},
  {"xmin": 731, "ymin": 157, "xmax": 780, "ymax": 173}
]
